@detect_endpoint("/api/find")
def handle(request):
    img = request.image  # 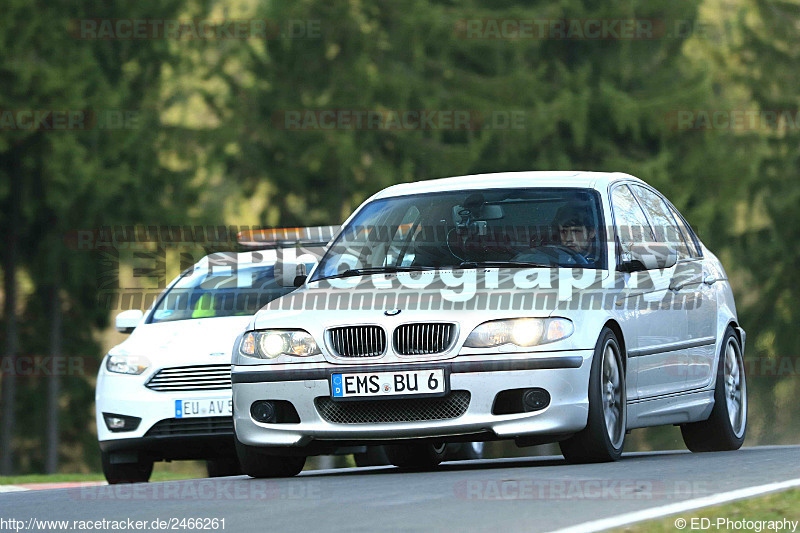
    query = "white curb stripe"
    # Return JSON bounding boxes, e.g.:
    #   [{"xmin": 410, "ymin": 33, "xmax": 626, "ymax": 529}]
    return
[
  {"xmin": 546, "ymin": 477, "xmax": 800, "ymax": 533},
  {"xmin": 0, "ymin": 485, "xmax": 28, "ymax": 493}
]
